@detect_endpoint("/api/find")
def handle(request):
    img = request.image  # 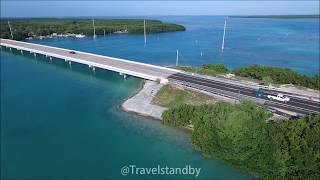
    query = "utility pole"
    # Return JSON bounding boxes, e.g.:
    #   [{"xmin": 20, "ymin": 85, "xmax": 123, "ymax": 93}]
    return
[
  {"xmin": 221, "ymin": 20, "xmax": 227, "ymax": 51},
  {"xmin": 92, "ymin": 19, "xmax": 96, "ymax": 39},
  {"xmin": 8, "ymin": 21, "xmax": 14, "ymax": 40},
  {"xmin": 144, "ymin": 19, "xmax": 147, "ymax": 45},
  {"xmin": 176, "ymin": 49, "xmax": 179, "ymax": 66}
]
